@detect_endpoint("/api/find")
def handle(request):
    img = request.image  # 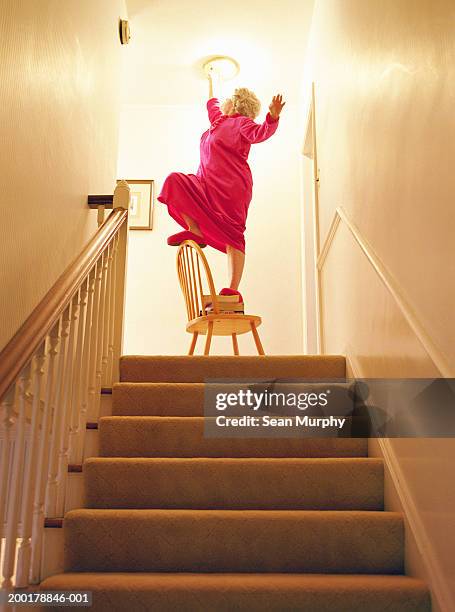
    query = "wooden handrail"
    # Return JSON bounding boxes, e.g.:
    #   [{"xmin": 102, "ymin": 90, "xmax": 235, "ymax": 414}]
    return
[
  {"xmin": 316, "ymin": 206, "xmax": 453, "ymax": 378},
  {"xmin": 0, "ymin": 207, "xmax": 128, "ymax": 402}
]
